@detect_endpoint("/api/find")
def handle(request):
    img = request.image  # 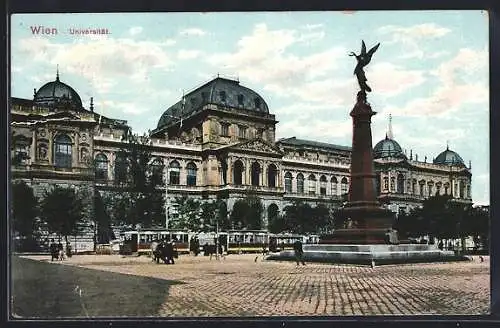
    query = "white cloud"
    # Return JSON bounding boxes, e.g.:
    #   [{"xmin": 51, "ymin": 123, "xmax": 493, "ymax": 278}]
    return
[
  {"xmin": 380, "ymin": 48, "xmax": 488, "ymax": 117},
  {"xmin": 277, "ymin": 118, "xmax": 352, "ymax": 141},
  {"xmin": 207, "ymin": 23, "xmax": 349, "ymax": 107},
  {"xmin": 177, "ymin": 49, "xmax": 201, "ymax": 60},
  {"xmin": 378, "ymin": 23, "xmax": 451, "ymax": 40},
  {"xmin": 428, "ymin": 50, "xmax": 449, "ymax": 59},
  {"xmin": 300, "ymin": 23, "xmax": 323, "ymax": 30},
  {"xmin": 378, "ymin": 23, "xmax": 451, "ymax": 59},
  {"xmin": 16, "ymin": 37, "xmax": 176, "ymax": 94},
  {"xmin": 370, "ymin": 62, "xmax": 426, "ymax": 97},
  {"xmin": 179, "ymin": 28, "xmax": 206, "ymax": 36},
  {"xmin": 129, "ymin": 26, "xmax": 143, "ymax": 36}
]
